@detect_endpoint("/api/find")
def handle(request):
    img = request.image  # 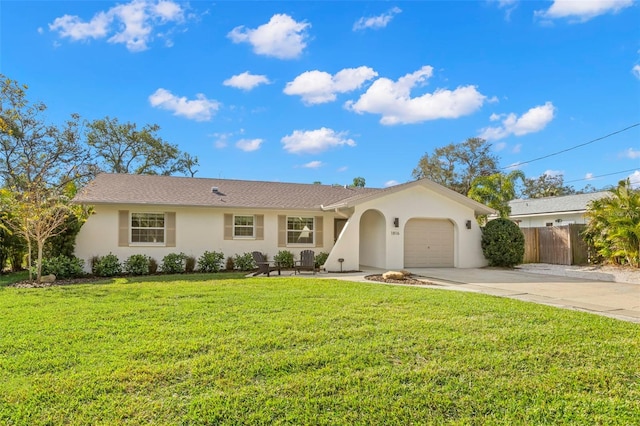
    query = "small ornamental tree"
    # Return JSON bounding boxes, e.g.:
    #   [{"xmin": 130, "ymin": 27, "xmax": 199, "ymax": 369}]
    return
[{"xmin": 481, "ymin": 218, "xmax": 524, "ymax": 267}]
